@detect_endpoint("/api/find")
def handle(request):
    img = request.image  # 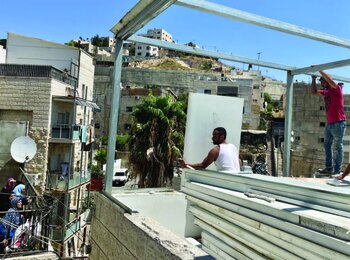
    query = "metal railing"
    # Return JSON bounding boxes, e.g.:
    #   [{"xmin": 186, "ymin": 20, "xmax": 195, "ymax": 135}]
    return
[{"xmin": 47, "ymin": 171, "xmax": 91, "ymax": 191}]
